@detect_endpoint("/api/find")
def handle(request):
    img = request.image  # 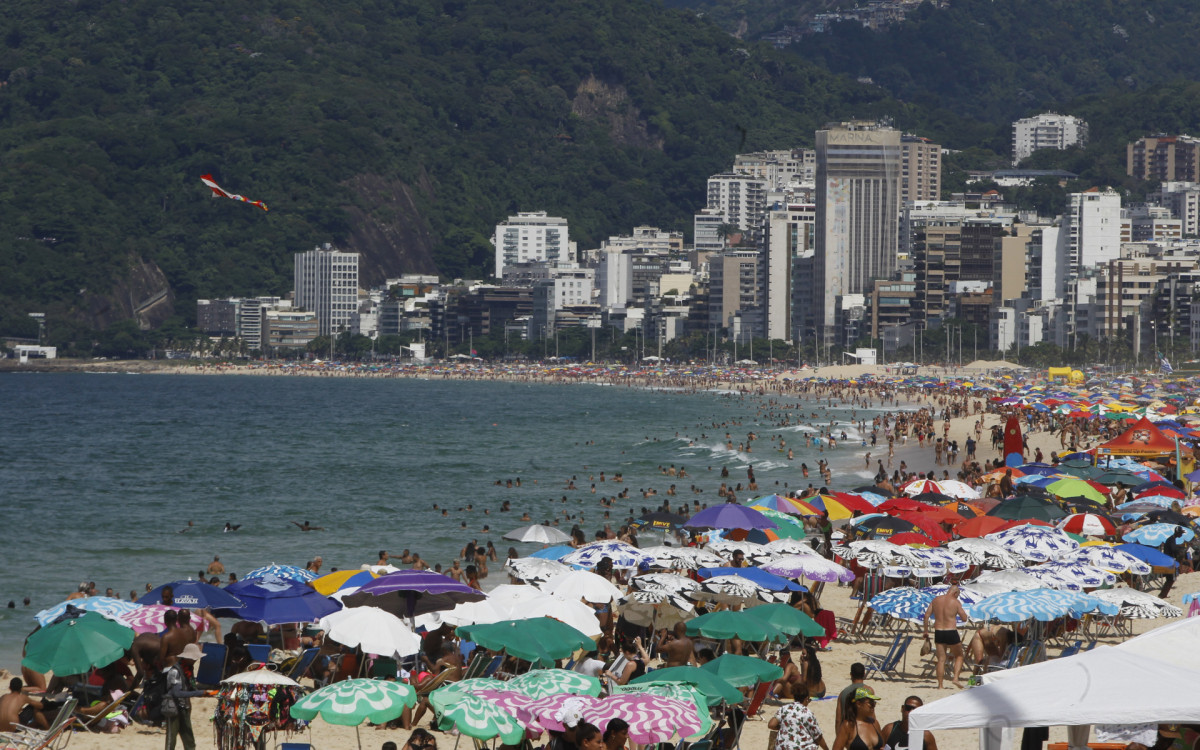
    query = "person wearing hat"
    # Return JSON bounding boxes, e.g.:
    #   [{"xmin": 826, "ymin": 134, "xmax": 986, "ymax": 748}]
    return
[
  {"xmin": 832, "ymin": 687, "xmax": 884, "ymax": 750},
  {"xmin": 163, "ymin": 643, "xmax": 213, "ymax": 750}
]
